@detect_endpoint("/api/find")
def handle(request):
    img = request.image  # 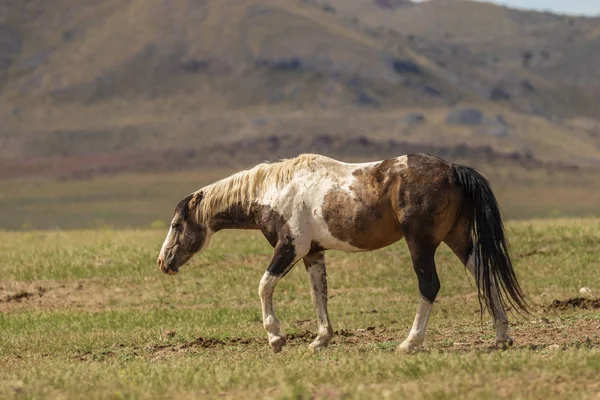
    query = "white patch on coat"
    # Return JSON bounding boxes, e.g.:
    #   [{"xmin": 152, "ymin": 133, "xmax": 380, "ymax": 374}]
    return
[
  {"xmin": 257, "ymin": 155, "xmax": 409, "ymax": 253},
  {"xmin": 257, "ymin": 271, "xmax": 287, "ymax": 351},
  {"xmin": 266, "ymin": 155, "xmax": 409, "ymax": 253},
  {"xmin": 158, "ymin": 225, "xmax": 174, "ymax": 261},
  {"xmin": 398, "ymin": 297, "xmax": 433, "ymax": 352}
]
